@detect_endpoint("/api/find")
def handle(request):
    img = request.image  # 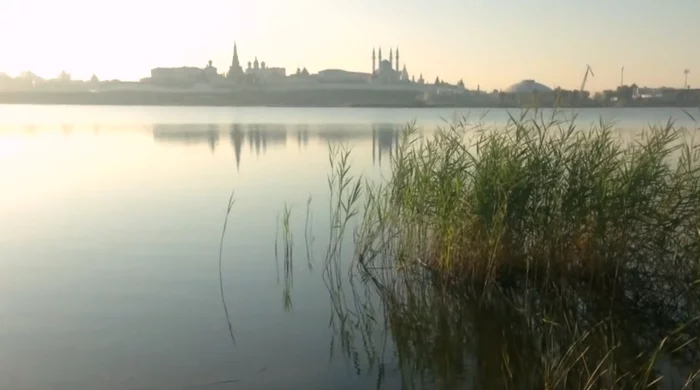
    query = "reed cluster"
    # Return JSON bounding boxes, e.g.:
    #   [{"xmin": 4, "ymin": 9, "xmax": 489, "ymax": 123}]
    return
[{"xmin": 356, "ymin": 112, "xmax": 700, "ymax": 295}]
